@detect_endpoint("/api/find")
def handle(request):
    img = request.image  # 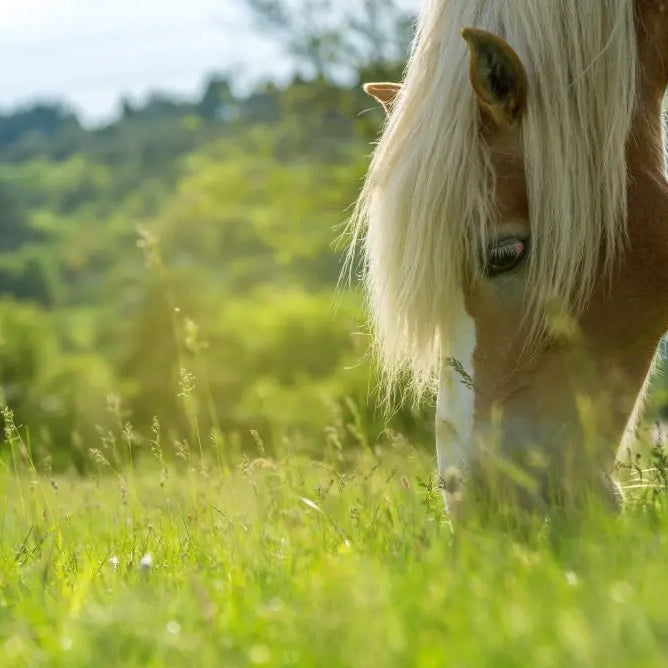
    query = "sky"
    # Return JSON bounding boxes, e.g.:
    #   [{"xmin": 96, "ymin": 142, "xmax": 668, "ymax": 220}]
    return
[{"xmin": 0, "ymin": 0, "xmax": 294, "ymax": 124}]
